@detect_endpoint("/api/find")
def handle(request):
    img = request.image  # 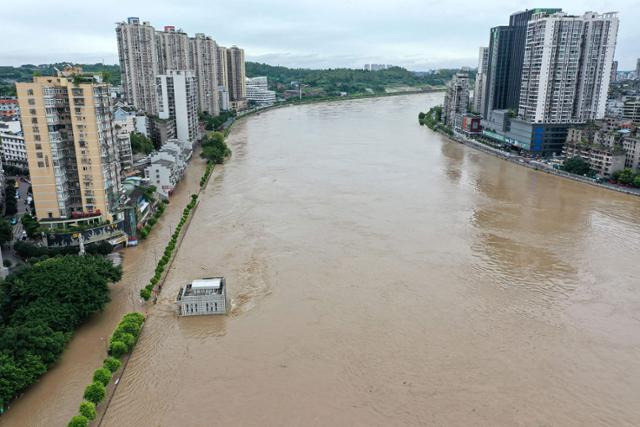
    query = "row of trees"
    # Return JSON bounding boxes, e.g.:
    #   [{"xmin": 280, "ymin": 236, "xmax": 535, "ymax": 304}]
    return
[
  {"xmin": 140, "ymin": 194, "xmax": 198, "ymax": 300},
  {"xmin": 418, "ymin": 106, "xmax": 443, "ymax": 130},
  {"xmin": 611, "ymin": 168, "xmax": 640, "ymax": 187},
  {"xmin": 202, "ymin": 111, "xmax": 236, "ymax": 131},
  {"xmin": 139, "ymin": 200, "xmax": 167, "ymax": 239},
  {"xmin": 201, "ymin": 132, "xmax": 231, "ymax": 164},
  {"xmin": 0, "ymin": 256, "xmax": 122, "ymax": 410},
  {"xmin": 68, "ymin": 312, "xmax": 144, "ymax": 427}
]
